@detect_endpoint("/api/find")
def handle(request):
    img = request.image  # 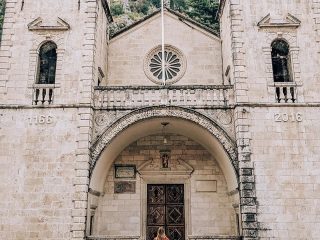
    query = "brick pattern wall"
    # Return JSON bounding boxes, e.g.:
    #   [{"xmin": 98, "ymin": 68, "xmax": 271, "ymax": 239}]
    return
[
  {"xmin": 251, "ymin": 107, "xmax": 320, "ymax": 239},
  {"xmin": 0, "ymin": 108, "xmax": 78, "ymax": 239}
]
